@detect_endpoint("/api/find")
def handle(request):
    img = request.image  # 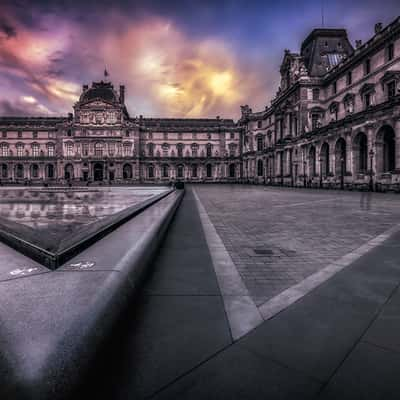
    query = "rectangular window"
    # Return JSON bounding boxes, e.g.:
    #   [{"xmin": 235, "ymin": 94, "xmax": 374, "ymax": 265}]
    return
[
  {"xmin": 230, "ymin": 132, "xmax": 235, "ymax": 139},
  {"xmin": 388, "ymin": 43, "xmax": 394, "ymax": 61},
  {"xmin": 109, "ymin": 142, "xmax": 115, "ymax": 156},
  {"xmin": 312, "ymin": 88, "xmax": 320, "ymax": 101},
  {"xmin": 365, "ymin": 59, "xmax": 371, "ymax": 75},
  {"xmin": 2, "ymin": 132, "xmax": 6, "ymax": 138},
  {"xmin": 67, "ymin": 144, "xmax": 74, "ymax": 156},
  {"xmin": 388, "ymin": 81, "xmax": 396, "ymax": 99},
  {"xmin": 32, "ymin": 131, "xmax": 38, "ymax": 139},
  {"xmin": 365, "ymin": 93, "xmax": 371, "ymax": 108},
  {"xmin": 1, "ymin": 145, "xmax": 8, "ymax": 157},
  {"xmin": 82, "ymin": 143, "xmax": 89, "ymax": 156},
  {"xmin": 346, "ymin": 71, "xmax": 352, "ymax": 86},
  {"xmin": 206, "ymin": 146, "xmax": 212, "ymax": 157},
  {"xmin": 163, "ymin": 132, "xmax": 168, "ymax": 140},
  {"xmin": 124, "ymin": 145, "xmax": 131, "ymax": 156},
  {"xmin": 17, "ymin": 145, "xmax": 23, "ymax": 157},
  {"xmin": 257, "ymin": 137, "xmax": 263, "ymax": 152},
  {"xmin": 311, "ymin": 114, "xmax": 319, "ymax": 130}
]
